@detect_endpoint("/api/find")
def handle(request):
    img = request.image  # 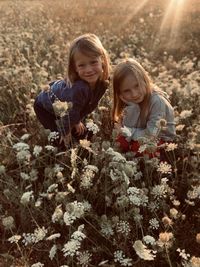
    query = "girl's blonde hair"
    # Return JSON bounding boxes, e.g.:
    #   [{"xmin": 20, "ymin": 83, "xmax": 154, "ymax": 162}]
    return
[
  {"xmin": 112, "ymin": 58, "xmax": 154, "ymax": 127},
  {"xmin": 68, "ymin": 33, "xmax": 110, "ymax": 83}
]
